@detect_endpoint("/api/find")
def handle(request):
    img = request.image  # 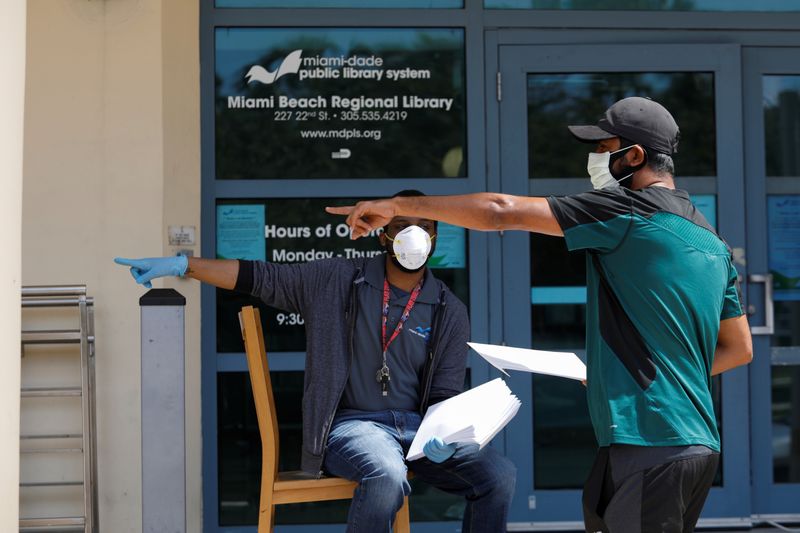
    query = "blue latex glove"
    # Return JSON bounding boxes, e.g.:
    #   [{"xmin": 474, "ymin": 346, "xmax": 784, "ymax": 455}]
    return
[
  {"xmin": 423, "ymin": 437, "xmax": 456, "ymax": 463},
  {"xmin": 114, "ymin": 256, "xmax": 188, "ymax": 289}
]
